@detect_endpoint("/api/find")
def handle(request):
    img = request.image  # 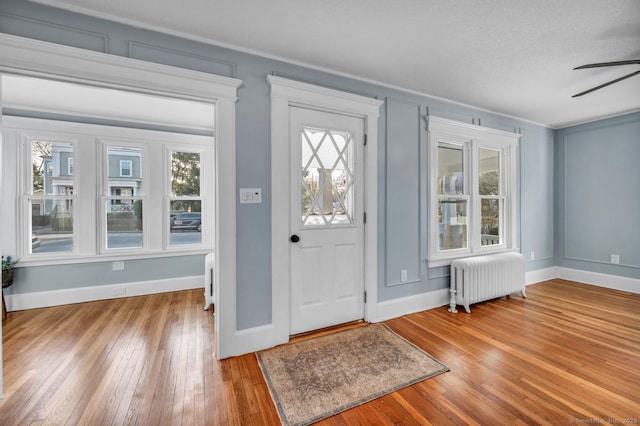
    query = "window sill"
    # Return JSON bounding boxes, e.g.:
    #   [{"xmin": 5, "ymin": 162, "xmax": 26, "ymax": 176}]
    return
[
  {"xmin": 15, "ymin": 248, "xmax": 214, "ymax": 268},
  {"xmin": 427, "ymin": 247, "xmax": 519, "ymax": 269}
]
